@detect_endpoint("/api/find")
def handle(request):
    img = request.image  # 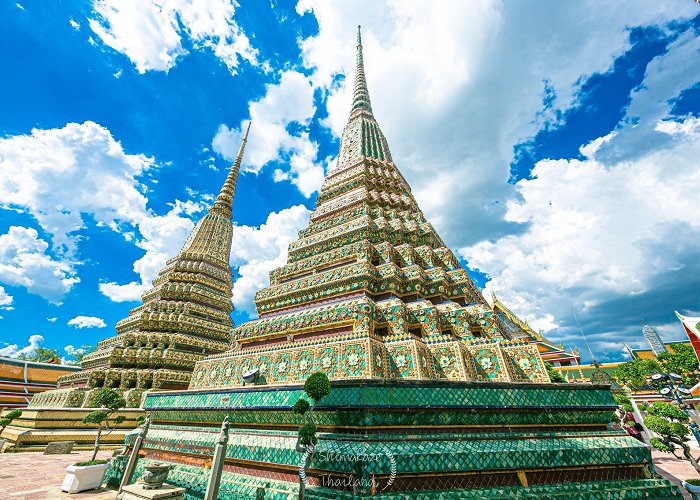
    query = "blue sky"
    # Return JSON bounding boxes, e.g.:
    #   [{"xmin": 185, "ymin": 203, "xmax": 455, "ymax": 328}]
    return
[{"xmin": 0, "ymin": 1, "xmax": 698, "ymax": 364}]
